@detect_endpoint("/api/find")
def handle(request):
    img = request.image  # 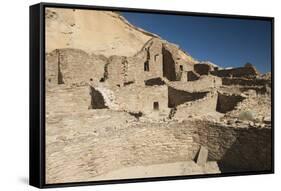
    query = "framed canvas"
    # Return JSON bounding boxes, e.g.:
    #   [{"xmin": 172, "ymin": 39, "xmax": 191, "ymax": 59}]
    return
[{"xmin": 29, "ymin": 2, "xmax": 274, "ymax": 188}]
